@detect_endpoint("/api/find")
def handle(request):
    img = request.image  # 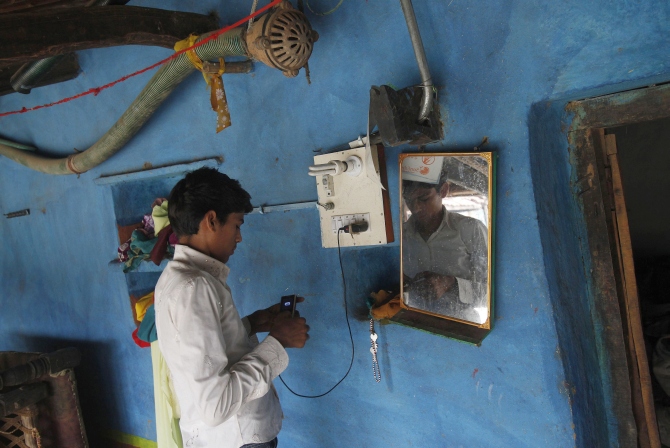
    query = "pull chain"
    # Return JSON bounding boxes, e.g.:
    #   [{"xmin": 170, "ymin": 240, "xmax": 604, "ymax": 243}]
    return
[{"xmin": 370, "ymin": 319, "xmax": 381, "ymax": 383}]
